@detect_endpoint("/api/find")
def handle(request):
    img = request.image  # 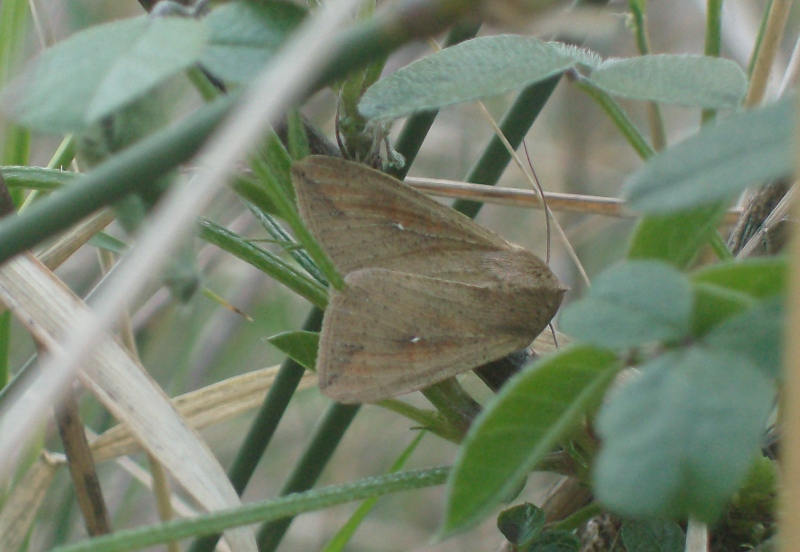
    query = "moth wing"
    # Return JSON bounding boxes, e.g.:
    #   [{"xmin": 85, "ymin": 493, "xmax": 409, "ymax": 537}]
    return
[
  {"xmin": 317, "ymin": 268, "xmax": 559, "ymax": 403},
  {"xmin": 292, "ymin": 156, "xmax": 512, "ymax": 276}
]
